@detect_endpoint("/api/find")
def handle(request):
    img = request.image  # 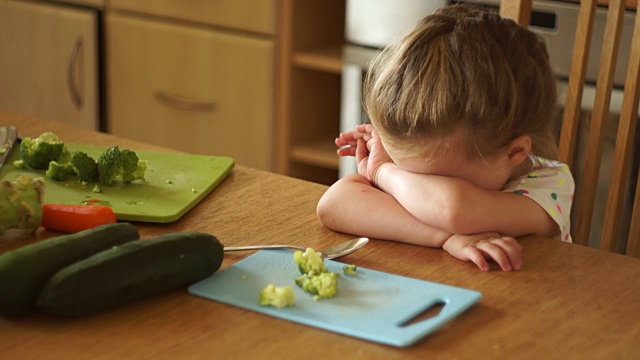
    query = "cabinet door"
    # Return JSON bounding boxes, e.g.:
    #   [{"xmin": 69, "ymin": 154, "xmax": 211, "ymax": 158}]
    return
[
  {"xmin": 106, "ymin": 14, "xmax": 273, "ymax": 170},
  {"xmin": 109, "ymin": 0, "xmax": 275, "ymax": 35},
  {"xmin": 0, "ymin": 0, "xmax": 99, "ymax": 130}
]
